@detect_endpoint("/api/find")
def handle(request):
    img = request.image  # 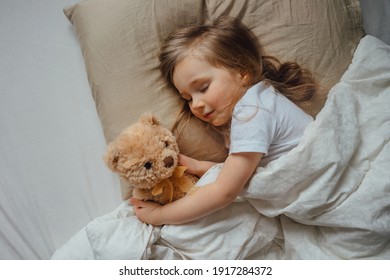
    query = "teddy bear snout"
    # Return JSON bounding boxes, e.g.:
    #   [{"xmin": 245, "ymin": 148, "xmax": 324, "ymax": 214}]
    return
[{"xmin": 163, "ymin": 156, "xmax": 174, "ymax": 168}]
